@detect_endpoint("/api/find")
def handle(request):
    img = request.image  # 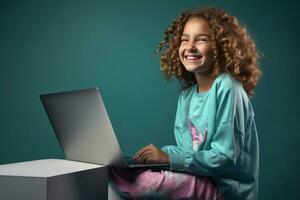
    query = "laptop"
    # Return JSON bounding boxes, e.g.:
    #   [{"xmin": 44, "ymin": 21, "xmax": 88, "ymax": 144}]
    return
[{"xmin": 40, "ymin": 87, "xmax": 170, "ymax": 168}]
